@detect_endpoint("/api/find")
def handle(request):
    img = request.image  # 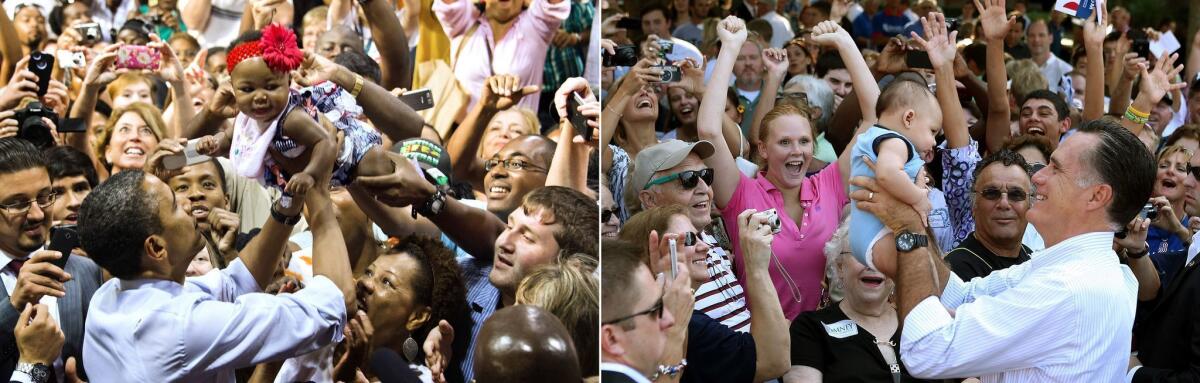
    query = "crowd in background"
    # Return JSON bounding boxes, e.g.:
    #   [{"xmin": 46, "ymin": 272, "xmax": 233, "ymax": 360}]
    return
[
  {"xmin": 600, "ymin": 0, "xmax": 1200, "ymax": 381},
  {"xmin": 0, "ymin": 0, "xmax": 602, "ymax": 381}
]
